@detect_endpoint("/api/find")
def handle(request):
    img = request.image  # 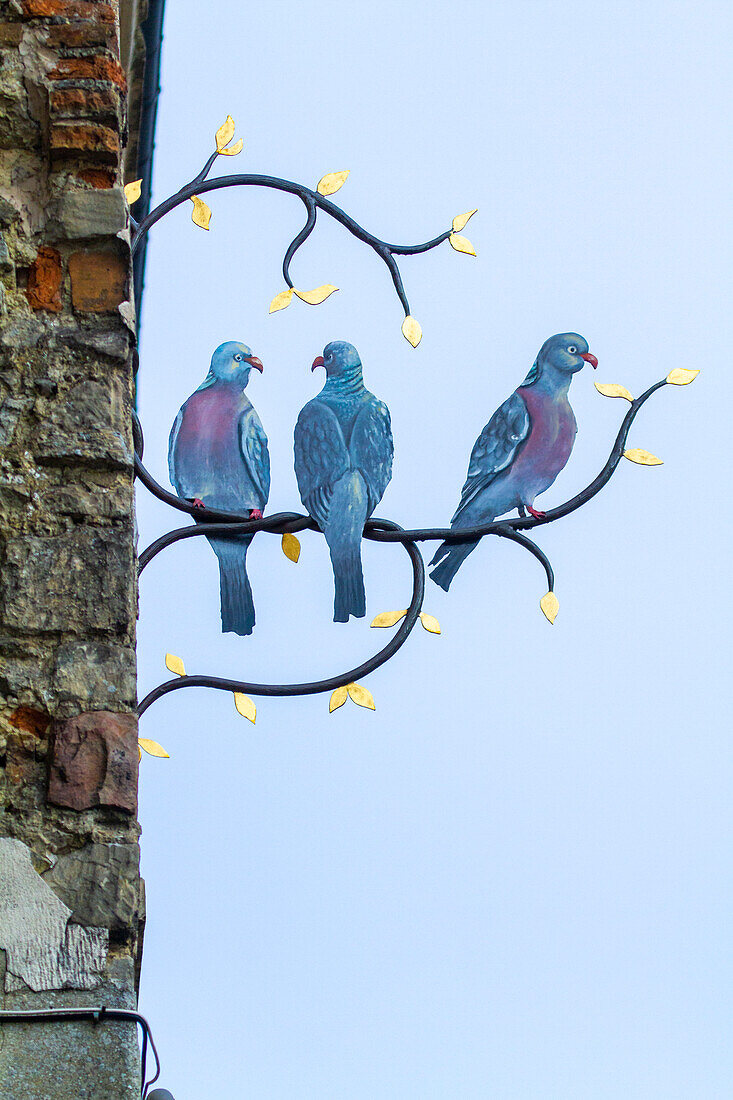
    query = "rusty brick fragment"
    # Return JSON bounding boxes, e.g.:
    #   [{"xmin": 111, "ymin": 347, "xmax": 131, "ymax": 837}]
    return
[
  {"xmin": 0, "ymin": 23, "xmax": 23, "ymax": 46},
  {"xmin": 75, "ymin": 167, "xmax": 115, "ymax": 188},
  {"xmin": 22, "ymin": 0, "xmax": 115, "ymax": 21},
  {"xmin": 50, "ymin": 85, "xmax": 120, "ymax": 121},
  {"xmin": 46, "ymin": 21, "xmax": 115, "ymax": 48},
  {"xmin": 48, "ymin": 711, "xmax": 138, "ymax": 814},
  {"xmin": 8, "ymin": 706, "xmax": 51, "ymax": 737},
  {"xmin": 49, "ymin": 54, "xmax": 126, "ymax": 90},
  {"xmin": 68, "ymin": 250, "xmax": 127, "ymax": 311},
  {"xmin": 50, "ymin": 122, "xmax": 120, "ymax": 163},
  {"xmin": 26, "ymin": 246, "xmax": 63, "ymax": 311}
]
